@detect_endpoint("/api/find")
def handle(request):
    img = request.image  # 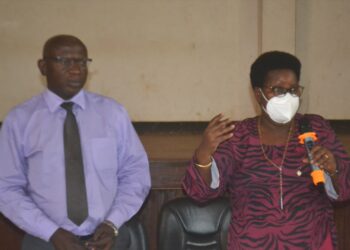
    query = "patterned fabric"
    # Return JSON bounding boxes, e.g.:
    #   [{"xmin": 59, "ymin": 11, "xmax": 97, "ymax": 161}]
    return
[{"xmin": 183, "ymin": 113, "xmax": 350, "ymax": 249}]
